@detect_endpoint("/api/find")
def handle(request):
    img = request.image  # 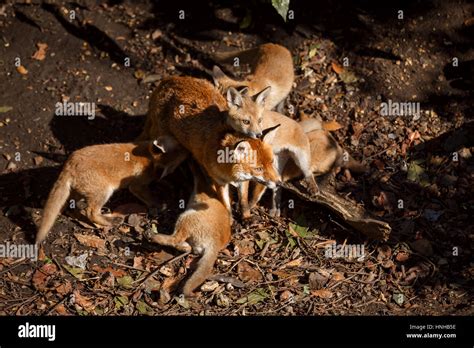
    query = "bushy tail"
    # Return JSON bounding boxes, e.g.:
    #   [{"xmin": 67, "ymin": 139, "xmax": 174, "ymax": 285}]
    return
[
  {"xmin": 36, "ymin": 171, "xmax": 71, "ymax": 244},
  {"xmin": 182, "ymin": 247, "xmax": 219, "ymax": 296}
]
